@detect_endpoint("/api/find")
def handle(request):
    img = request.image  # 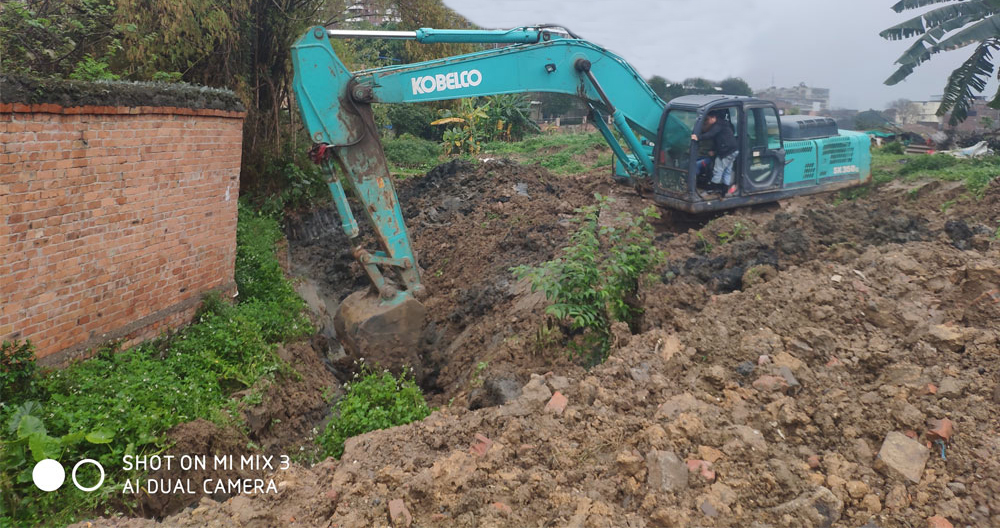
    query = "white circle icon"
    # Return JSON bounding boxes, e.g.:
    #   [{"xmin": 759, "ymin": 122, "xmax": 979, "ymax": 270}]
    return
[
  {"xmin": 32, "ymin": 459, "xmax": 66, "ymax": 492},
  {"xmin": 72, "ymin": 459, "xmax": 105, "ymax": 492}
]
